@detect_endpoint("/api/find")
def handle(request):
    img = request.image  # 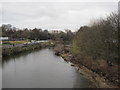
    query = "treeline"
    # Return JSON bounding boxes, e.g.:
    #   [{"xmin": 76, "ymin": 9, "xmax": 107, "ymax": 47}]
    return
[
  {"xmin": 1, "ymin": 24, "xmax": 74, "ymax": 41},
  {"xmin": 72, "ymin": 13, "xmax": 119, "ymax": 64}
]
